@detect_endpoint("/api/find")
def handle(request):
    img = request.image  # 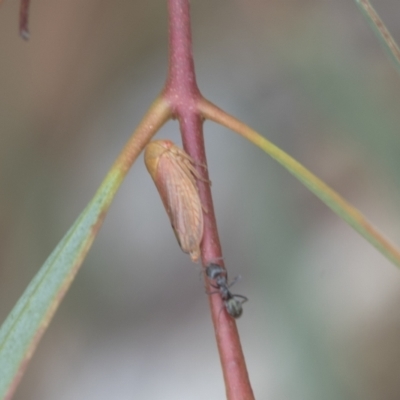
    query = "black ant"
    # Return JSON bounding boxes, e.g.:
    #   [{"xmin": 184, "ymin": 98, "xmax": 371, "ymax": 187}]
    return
[{"xmin": 205, "ymin": 263, "xmax": 248, "ymax": 319}]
